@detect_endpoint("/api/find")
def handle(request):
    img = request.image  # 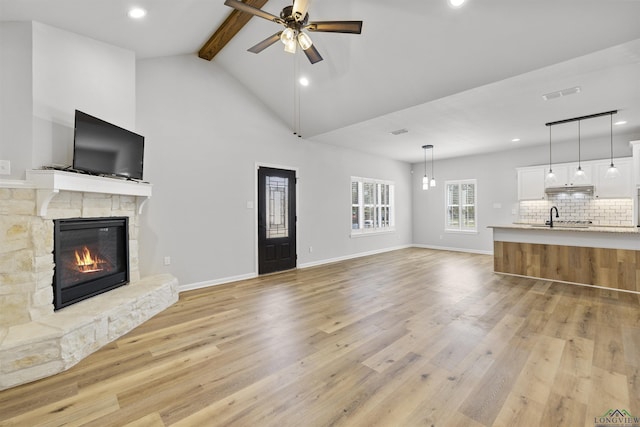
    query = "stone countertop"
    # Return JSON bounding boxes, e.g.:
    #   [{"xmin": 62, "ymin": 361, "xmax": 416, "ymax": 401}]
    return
[{"xmin": 488, "ymin": 223, "xmax": 640, "ymax": 235}]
